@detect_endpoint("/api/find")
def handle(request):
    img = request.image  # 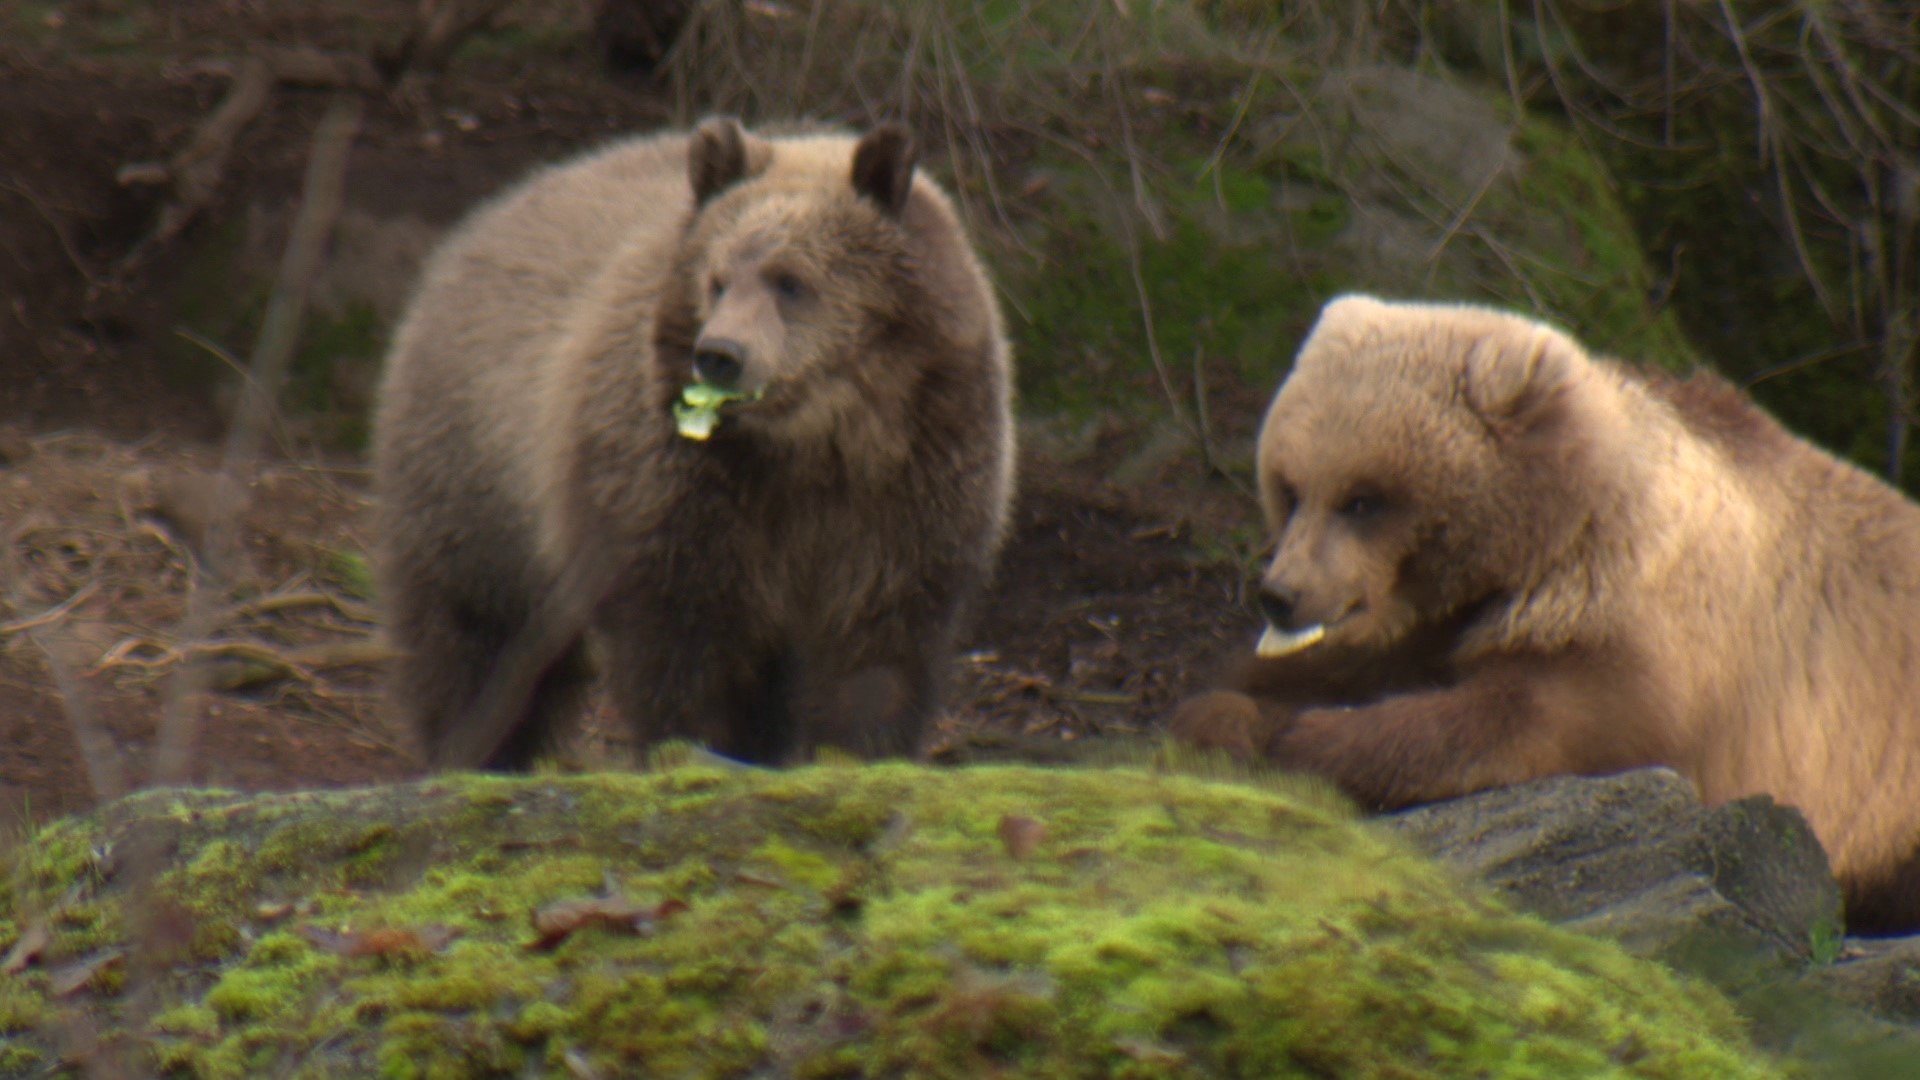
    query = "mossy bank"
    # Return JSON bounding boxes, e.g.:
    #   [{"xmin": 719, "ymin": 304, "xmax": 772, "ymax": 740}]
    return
[{"xmin": 2, "ymin": 755, "xmax": 1783, "ymax": 1078}]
